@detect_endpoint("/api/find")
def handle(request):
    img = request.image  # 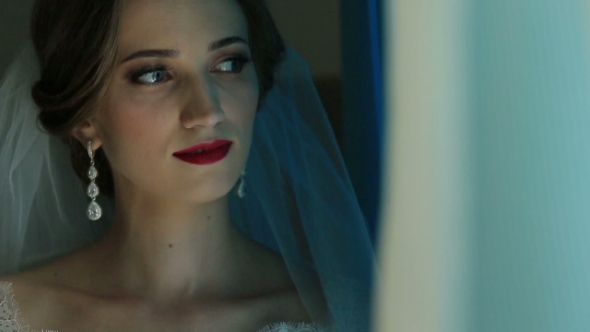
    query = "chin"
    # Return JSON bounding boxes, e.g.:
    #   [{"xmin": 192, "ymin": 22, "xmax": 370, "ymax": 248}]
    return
[{"xmin": 176, "ymin": 177, "xmax": 238, "ymax": 204}]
